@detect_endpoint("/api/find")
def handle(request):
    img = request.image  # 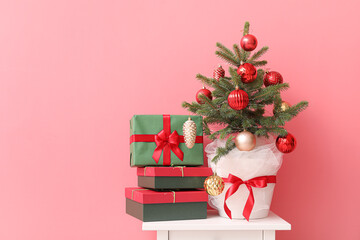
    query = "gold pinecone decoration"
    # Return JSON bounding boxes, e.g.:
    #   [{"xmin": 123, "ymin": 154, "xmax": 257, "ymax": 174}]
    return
[{"xmin": 182, "ymin": 117, "xmax": 197, "ymax": 149}]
